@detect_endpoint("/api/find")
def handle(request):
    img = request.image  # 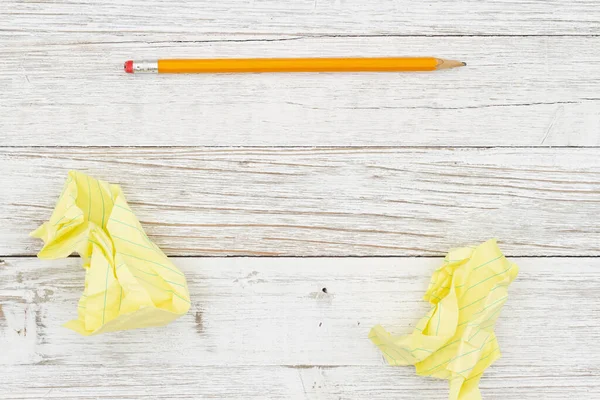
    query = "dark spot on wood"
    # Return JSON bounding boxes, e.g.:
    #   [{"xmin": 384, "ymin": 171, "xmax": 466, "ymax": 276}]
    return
[
  {"xmin": 0, "ymin": 295, "xmax": 26, "ymax": 304},
  {"xmin": 283, "ymin": 365, "xmax": 339, "ymax": 370},
  {"xmin": 322, "ymin": 287, "xmax": 327, "ymax": 293},
  {"xmin": 35, "ymin": 359, "xmax": 57, "ymax": 365},
  {"xmin": 16, "ymin": 272, "xmax": 23, "ymax": 283},
  {"xmin": 319, "ymin": 322, "xmax": 322, "ymax": 327},
  {"xmin": 0, "ymin": 304, "xmax": 4, "ymax": 321},
  {"xmin": 195, "ymin": 311, "xmax": 204, "ymax": 334},
  {"xmin": 17, "ymin": 305, "xmax": 29, "ymax": 336},
  {"xmin": 33, "ymin": 289, "xmax": 54, "ymax": 303},
  {"xmin": 284, "ymin": 365, "xmax": 314, "ymax": 369},
  {"xmin": 36, "ymin": 308, "xmax": 45, "ymax": 329},
  {"xmin": 358, "ymin": 322, "xmax": 360, "ymax": 326}
]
